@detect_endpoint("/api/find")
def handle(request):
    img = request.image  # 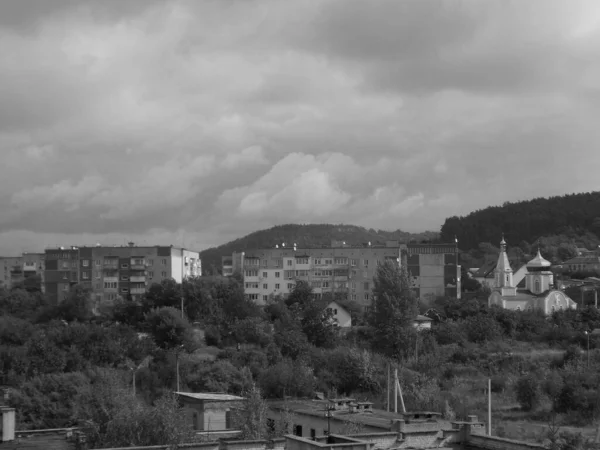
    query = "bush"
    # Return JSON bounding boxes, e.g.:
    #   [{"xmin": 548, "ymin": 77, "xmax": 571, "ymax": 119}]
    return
[{"xmin": 515, "ymin": 374, "xmax": 541, "ymax": 411}]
